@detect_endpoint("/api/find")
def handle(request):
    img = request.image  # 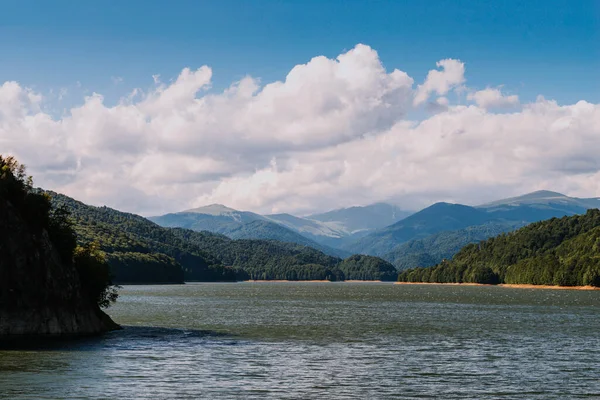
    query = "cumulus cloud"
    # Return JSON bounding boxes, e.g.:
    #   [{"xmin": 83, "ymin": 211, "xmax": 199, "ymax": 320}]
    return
[
  {"xmin": 467, "ymin": 87, "xmax": 519, "ymax": 109},
  {"xmin": 413, "ymin": 59, "xmax": 465, "ymax": 106},
  {"xmin": 198, "ymin": 100, "xmax": 600, "ymax": 213},
  {"xmin": 0, "ymin": 44, "xmax": 598, "ymax": 216}
]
